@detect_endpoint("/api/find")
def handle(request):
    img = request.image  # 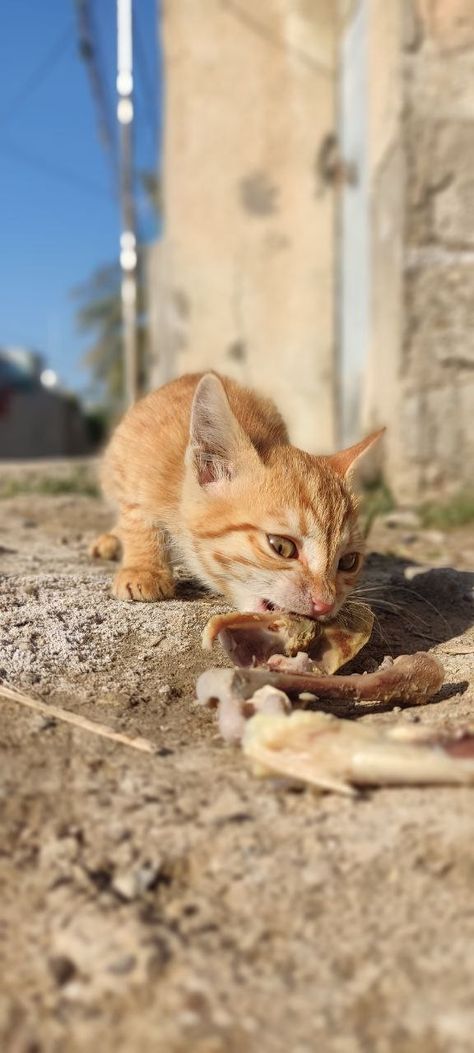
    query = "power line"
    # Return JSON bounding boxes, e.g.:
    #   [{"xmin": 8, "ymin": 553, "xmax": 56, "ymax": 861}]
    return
[
  {"xmin": 75, "ymin": 0, "xmax": 118, "ymax": 184},
  {"xmin": 0, "ymin": 23, "xmax": 72, "ymax": 128},
  {"xmin": 133, "ymin": 7, "xmax": 158, "ymax": 147},
  {"xmin": 0, "ymin": 137, "xmax": 112, "ymax": 199}
]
